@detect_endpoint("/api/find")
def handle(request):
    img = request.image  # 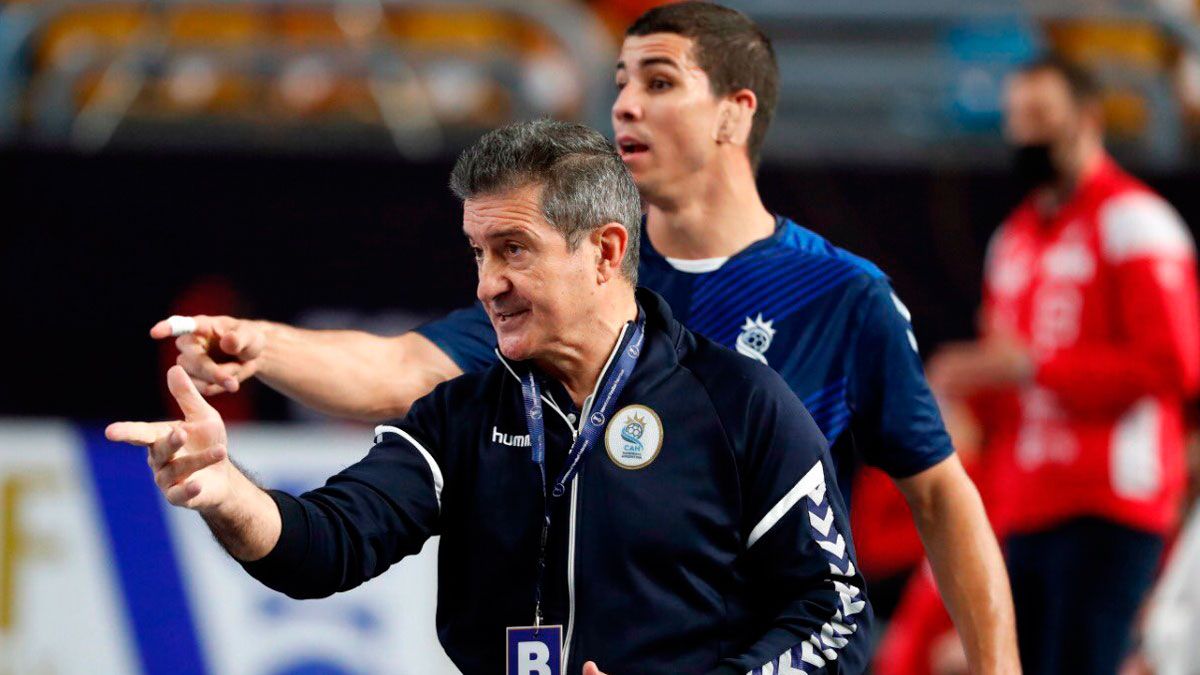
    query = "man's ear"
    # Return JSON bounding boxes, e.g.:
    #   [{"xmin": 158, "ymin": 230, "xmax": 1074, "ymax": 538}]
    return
[
  {"xmin": 593, "ymin": 222, "xmax": 630, "ymax": 283},
  {"xmin": 713, "ymin": 88, "xmax": 757, "ymax": 145}
]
